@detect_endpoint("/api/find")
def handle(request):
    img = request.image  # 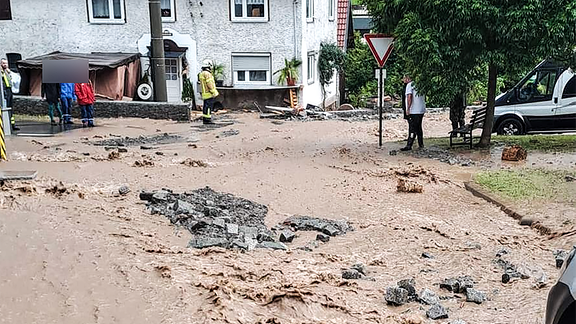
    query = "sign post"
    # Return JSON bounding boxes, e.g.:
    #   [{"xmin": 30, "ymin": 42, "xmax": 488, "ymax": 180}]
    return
[{"xmin": 364, "ymin": 34, "xmax": 394, "ymax": 147}]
